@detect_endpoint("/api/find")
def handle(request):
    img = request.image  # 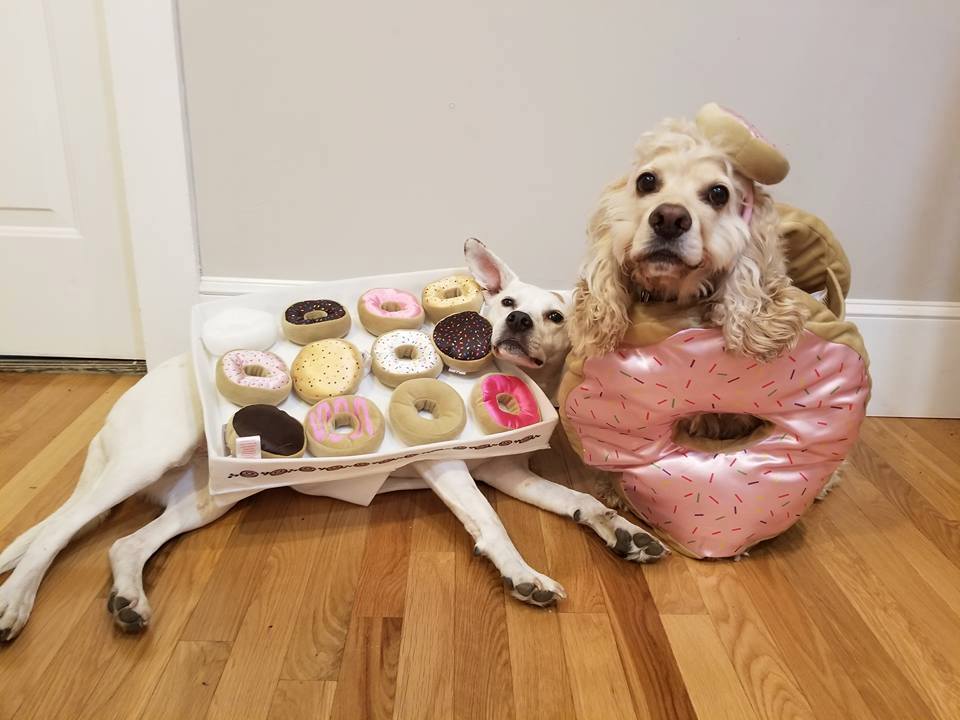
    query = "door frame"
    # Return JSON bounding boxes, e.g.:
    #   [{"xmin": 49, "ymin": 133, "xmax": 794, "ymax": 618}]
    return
[{"xmin": 102, "ymin": 0, "xmax": 200, "ymax": 368}]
